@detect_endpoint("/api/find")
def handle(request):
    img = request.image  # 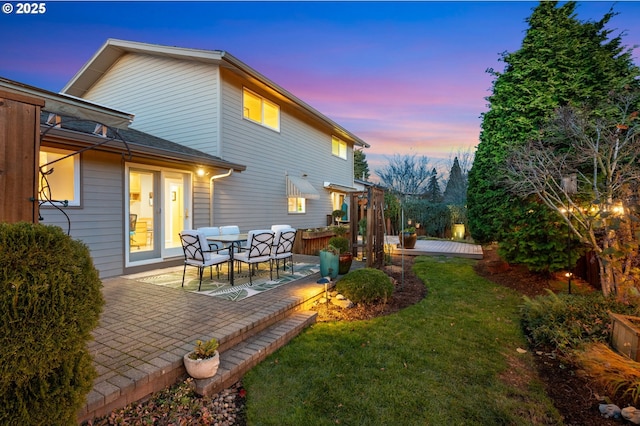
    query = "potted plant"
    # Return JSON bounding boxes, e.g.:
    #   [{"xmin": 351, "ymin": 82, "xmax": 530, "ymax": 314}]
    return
[
  {"xmin": 331, "ymin": 209, "xmax": 345, "ymax": 224},
  {"xmin": 183, "ymin": 338, "xmax": 220, "ymax": 379},
  {"xmin": 329, "ymin": 236, "xmax": 353, "ymax": 274},
  {"xmin": 319, "ymin": 244, "xmax": 339, "ymax": 279},
  {"xmin": 401, "ymin": 226, "xmax": 417, "ymax": 249}
]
